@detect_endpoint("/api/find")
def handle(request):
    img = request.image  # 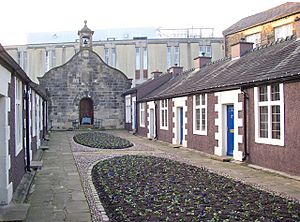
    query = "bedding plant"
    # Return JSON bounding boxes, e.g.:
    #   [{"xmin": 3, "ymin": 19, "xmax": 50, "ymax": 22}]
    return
[
  {"xmin": 92, "ymin": 155, "xmax": 300, "ymax": 222},
  {"xmin": 73, "ymin": 132, "xmax": 133, "ymax": 149}
]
